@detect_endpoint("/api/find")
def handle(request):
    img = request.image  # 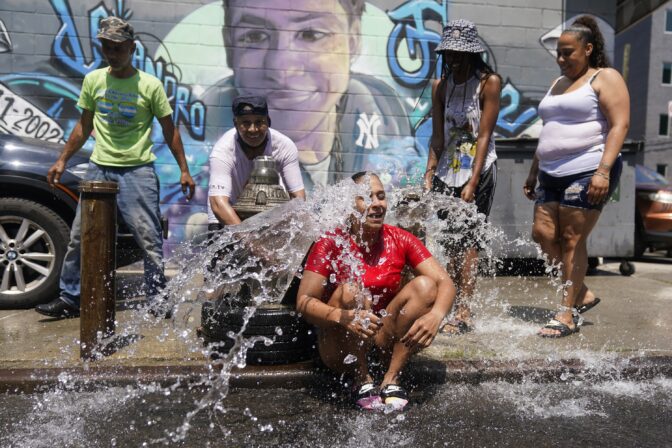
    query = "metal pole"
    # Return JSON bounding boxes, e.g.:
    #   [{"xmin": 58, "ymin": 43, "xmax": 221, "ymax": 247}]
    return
[{"xmin": 79, "ymin": 180, "xmax": 118, "ymax": 360}]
